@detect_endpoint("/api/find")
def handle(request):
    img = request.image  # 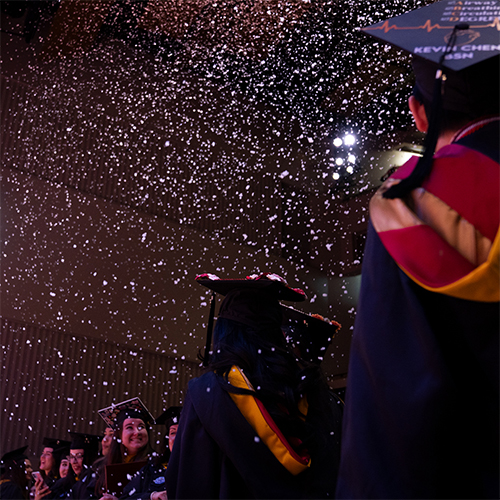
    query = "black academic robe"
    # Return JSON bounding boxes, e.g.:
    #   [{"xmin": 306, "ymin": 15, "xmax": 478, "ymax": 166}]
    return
[
  {"xmin": 0, "ymin": 480, "xmax": 26, "ymax": 500},
  {"xmin": 336, "ymin": 118, "xmax": 500, "ymax": 499},
  {"xmin": 166, "ymin": 369, "xmax": 342, "ymax": 499},
  {"xmin": 120, "ymin": 459, "xmax": 167, "ymax": 500}
]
